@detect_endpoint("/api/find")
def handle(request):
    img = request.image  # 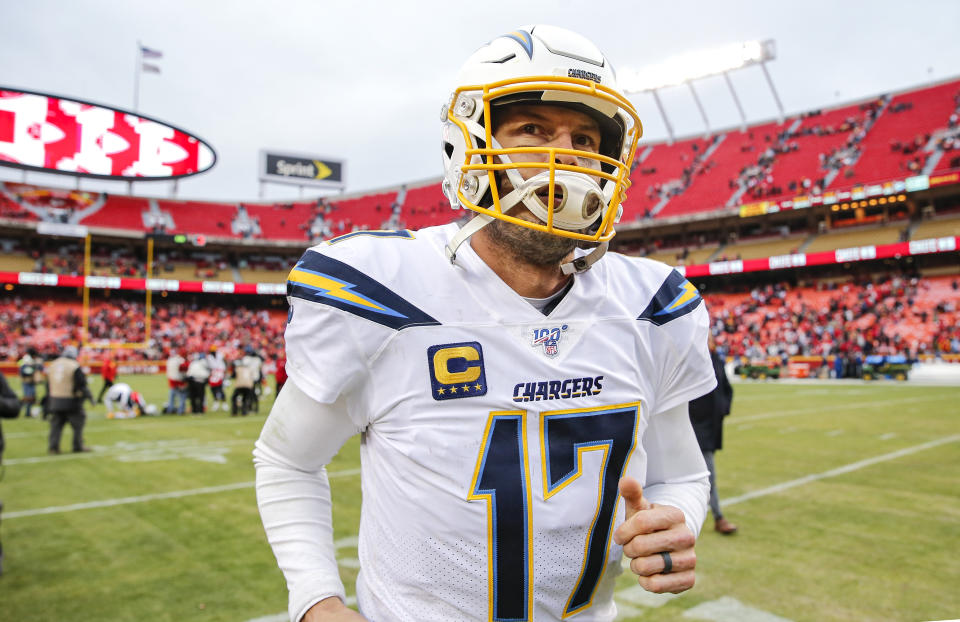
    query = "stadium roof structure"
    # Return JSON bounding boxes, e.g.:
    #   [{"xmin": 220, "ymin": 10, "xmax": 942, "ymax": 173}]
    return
[{"xmin": 620, "ymin": 39, "xmax": 784, "ymax": 142}]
